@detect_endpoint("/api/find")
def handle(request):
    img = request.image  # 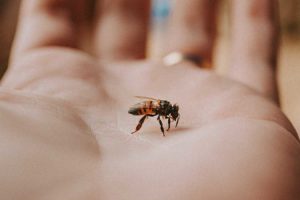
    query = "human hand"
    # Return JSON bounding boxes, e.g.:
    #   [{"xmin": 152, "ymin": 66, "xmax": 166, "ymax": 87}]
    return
[{"xmin": 1, "ymin": 0, "xmax": 299, "ymax": 199}]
